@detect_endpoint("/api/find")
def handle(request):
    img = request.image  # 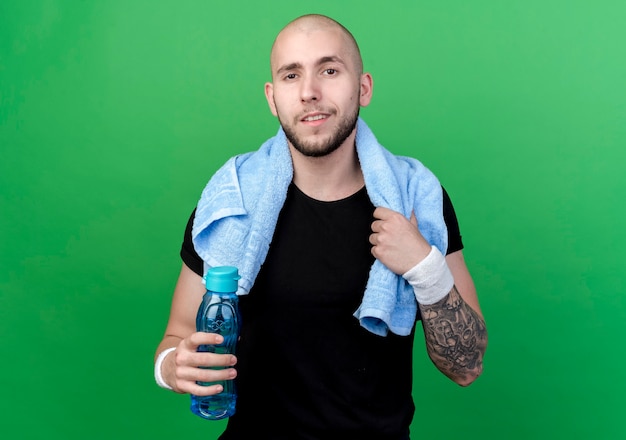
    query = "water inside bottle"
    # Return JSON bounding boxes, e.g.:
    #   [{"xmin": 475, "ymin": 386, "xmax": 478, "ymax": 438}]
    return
[{"xmin": 191, "ymin": 391, "xmax": 237, "ymax": 420}]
